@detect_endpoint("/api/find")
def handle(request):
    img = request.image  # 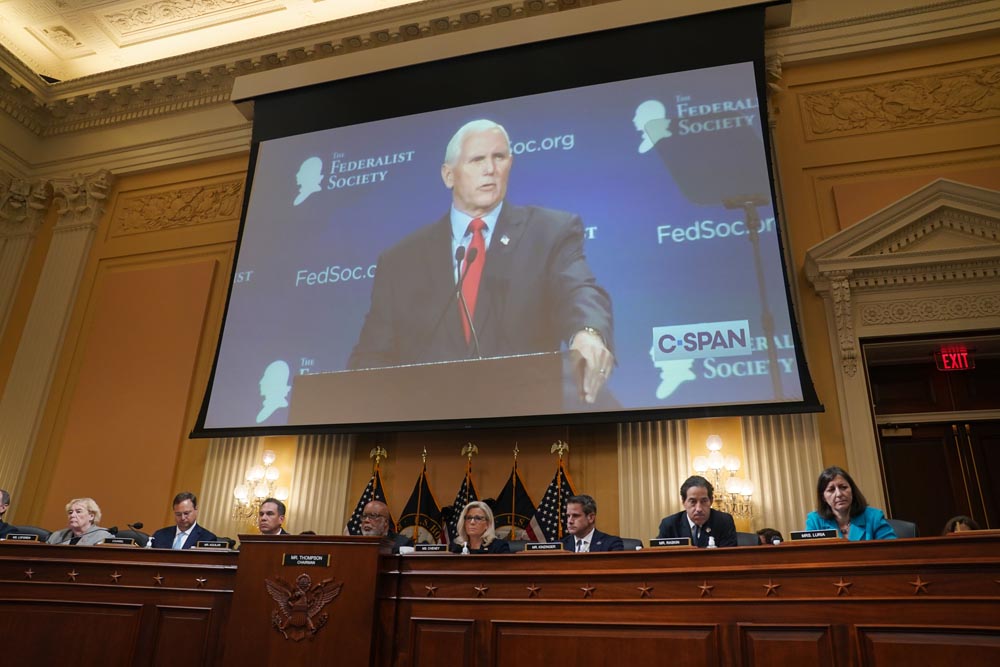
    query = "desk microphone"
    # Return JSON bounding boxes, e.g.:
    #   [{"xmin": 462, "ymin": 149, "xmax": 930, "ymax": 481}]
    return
[
  {"xmin": 456, "ymin": 246, "xmax": 482, "ymax": 359},
  {"xmin": 127, "ymin": 522, "xmax": 144, "ymax": 531}
]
